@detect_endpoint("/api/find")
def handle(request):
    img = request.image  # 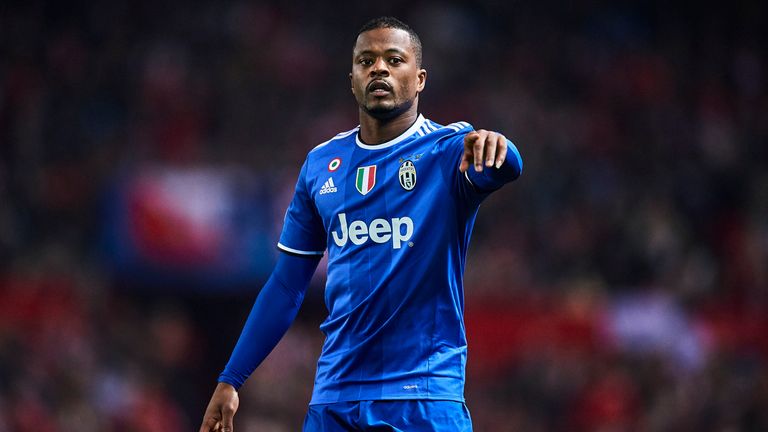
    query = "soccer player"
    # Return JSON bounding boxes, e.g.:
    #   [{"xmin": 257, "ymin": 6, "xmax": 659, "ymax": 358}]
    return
[{"xmin": 200, "ymin": 16, "xmax": 522, "ymax": 432}]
